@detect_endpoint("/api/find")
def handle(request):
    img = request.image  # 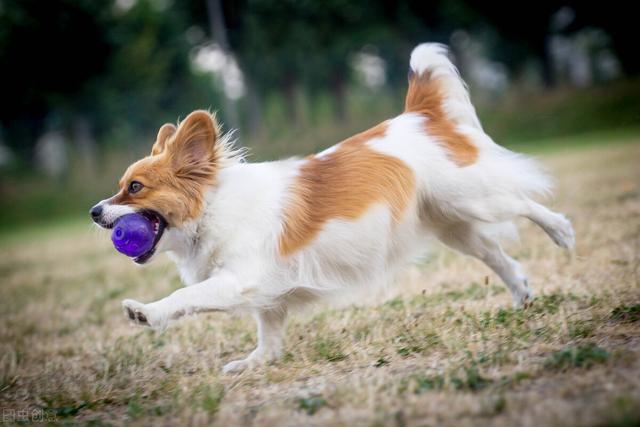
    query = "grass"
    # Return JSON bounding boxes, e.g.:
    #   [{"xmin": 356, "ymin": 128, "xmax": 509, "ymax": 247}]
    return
[
  {"xmin": 298, "ymin": 396, "xmax": 328, "ymax": 415},
  {"xmin": 611, "ymin": 304, "xmax": 640, "ymax": 324},
  {"xmin": 0, "ymin": 134, "xmax": 639, "ymax": 425},
  {"xmin": 545, "ymin": 344, "xmax": 611, "ymax": 371},
  {"xmin": 478, "ymin": 78, "xmax": 640, "ymax": 145}
]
